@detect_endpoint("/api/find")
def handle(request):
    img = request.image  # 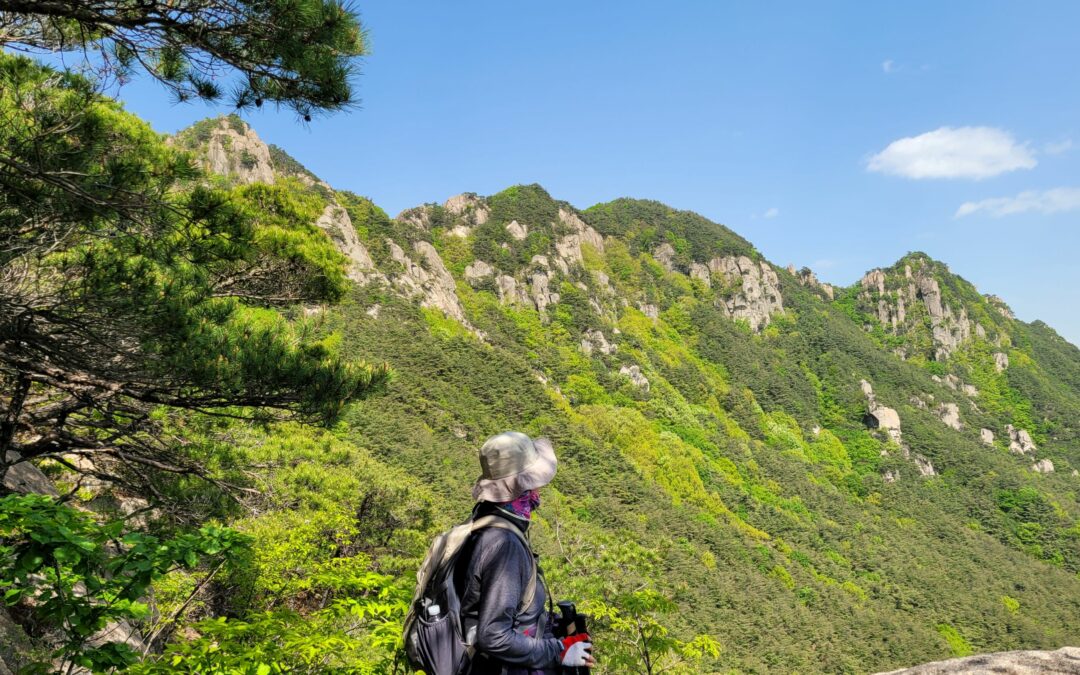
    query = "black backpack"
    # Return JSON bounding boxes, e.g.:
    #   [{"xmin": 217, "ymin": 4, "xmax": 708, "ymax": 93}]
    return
[{"xmin": 403, "ymin": 514, "xmax": 537, "ymax": 674}]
